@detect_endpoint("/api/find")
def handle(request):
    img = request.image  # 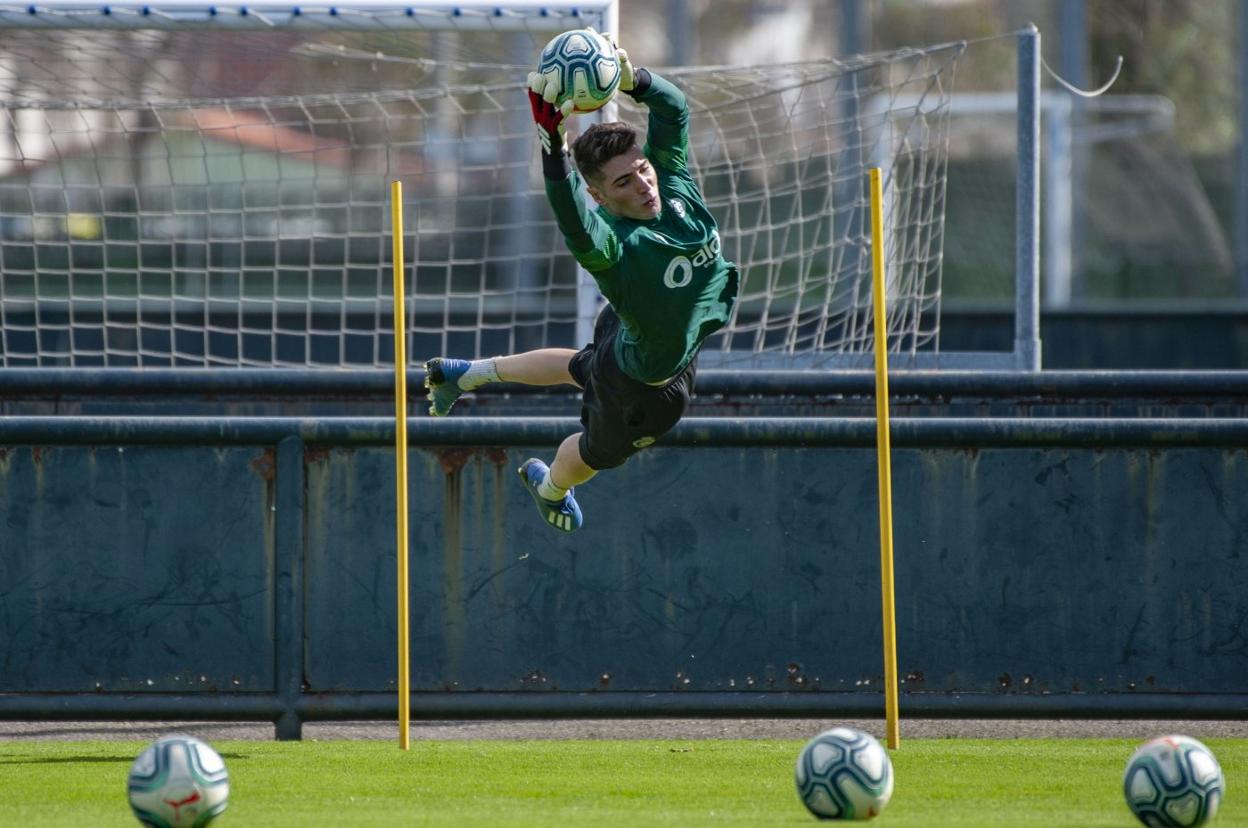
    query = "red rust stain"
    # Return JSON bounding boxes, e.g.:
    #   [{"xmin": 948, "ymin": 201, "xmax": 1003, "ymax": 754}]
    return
[
  {"xmin": 428, "ymin": 447, "xmax": 509, "ymax": 475},
  {"xmin": 304, "ymin": 446, "xmax": 331, "ymax": 465},
  {"xmin": 433, "ymin": 447, "xmax": 474, "ymax": 475},
  {"xmin": 31, "ymin": 447, "xmax": 44, "ymax": 463},
  {"xmin": 250, "ymin": 448, "xmax": 276, "ymax": 481}
]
